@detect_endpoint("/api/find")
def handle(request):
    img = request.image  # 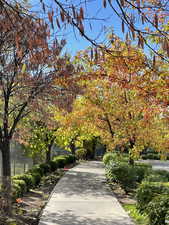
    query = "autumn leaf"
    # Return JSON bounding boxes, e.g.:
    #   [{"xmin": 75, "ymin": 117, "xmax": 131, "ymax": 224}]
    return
[
  {"xmin": 103, "ymin": 0, "xmax": 107, "ymax": 8},
  {"xmin": 56, "ymin": 18, "xmax": 61, "ymax": 29},
  {"xmin": 21, "ymin": 63, "xmax": 26, "ymax": 73},
  {"xmin": 60, "ymin": 11, "xmax": 65, "ymax": 22},
  {"xmin": 80, "ymin": 7, "xmax": 84, "ymax": 20}
]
